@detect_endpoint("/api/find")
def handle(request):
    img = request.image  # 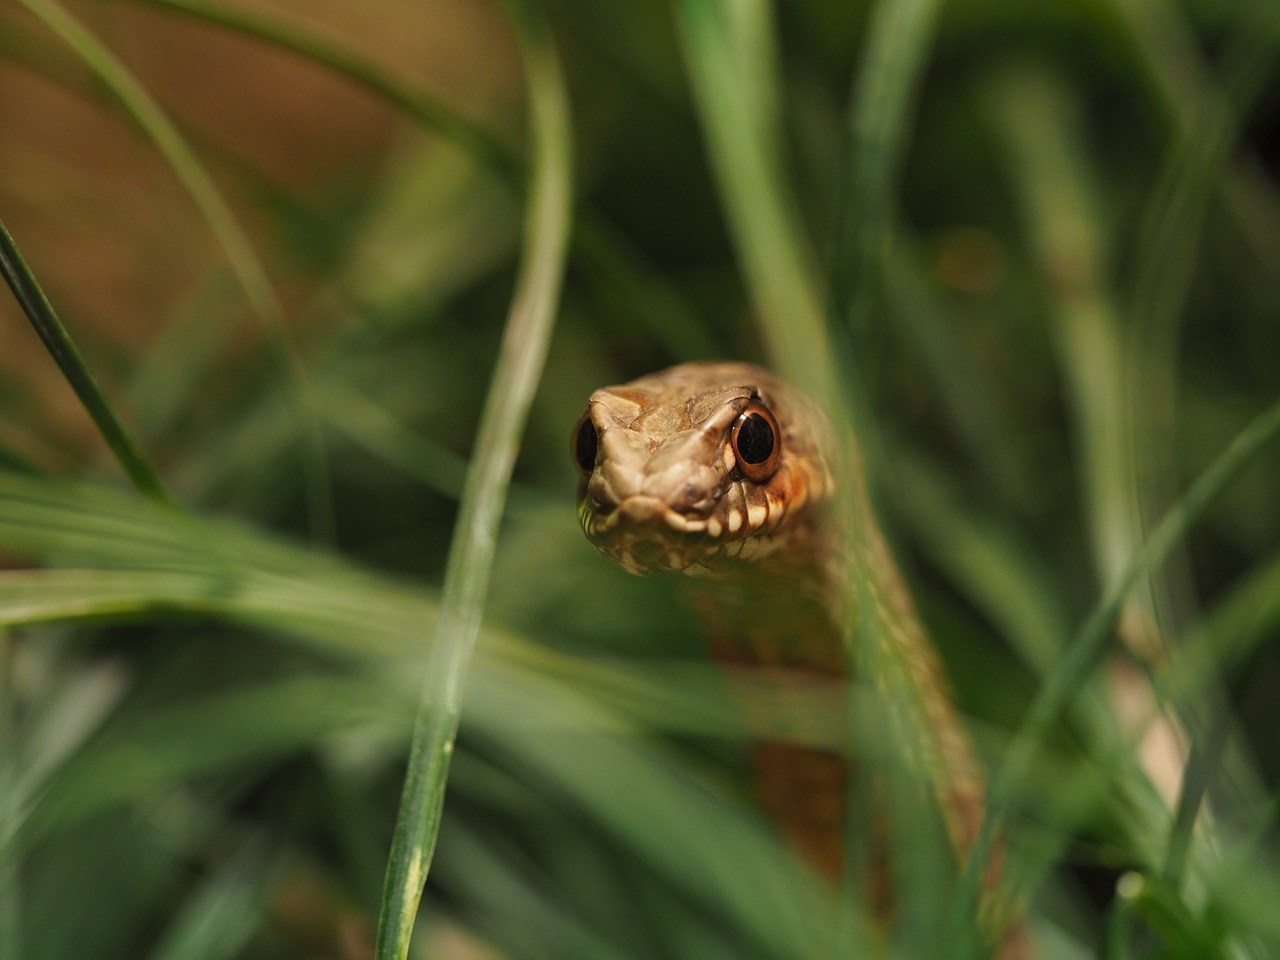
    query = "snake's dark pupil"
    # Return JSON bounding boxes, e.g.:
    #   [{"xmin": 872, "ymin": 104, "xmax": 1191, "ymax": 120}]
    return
[
  {"xmin": 736, "ymin": 413, "xmax": 774, "ymax": 464},
  {"xmin": 574, "ymin": 417, "xmax": 598, "ymax": 475}
]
